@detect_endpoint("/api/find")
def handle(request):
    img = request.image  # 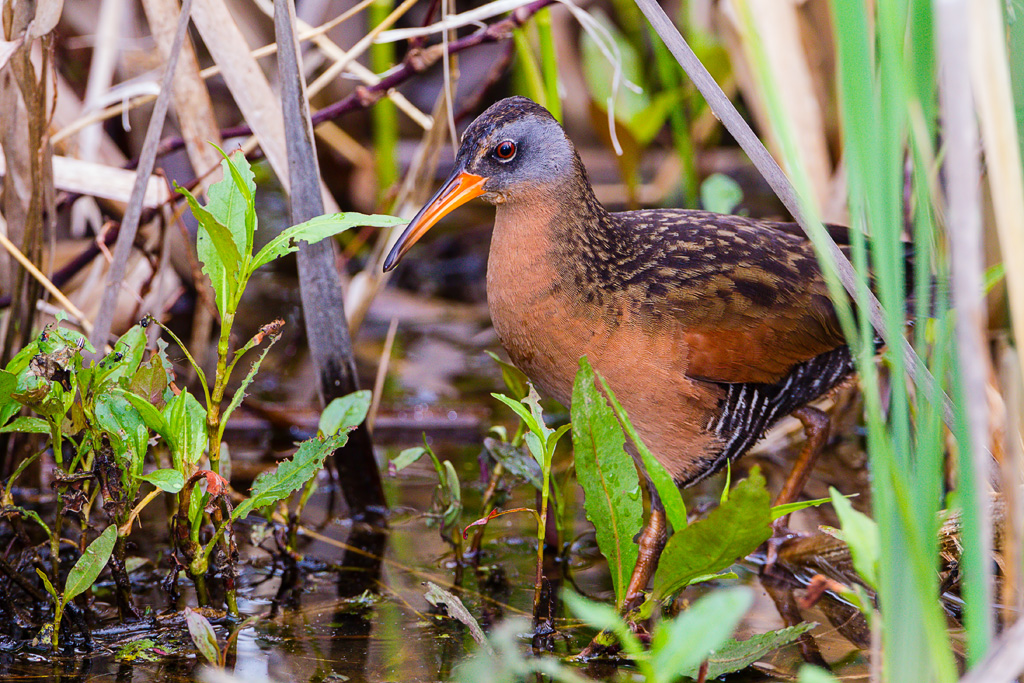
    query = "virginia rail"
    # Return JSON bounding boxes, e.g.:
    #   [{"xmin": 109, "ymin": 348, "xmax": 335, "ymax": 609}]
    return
[{"xmin": 384, "ymin": 96, "xmax": 856, "ymax": 607}]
